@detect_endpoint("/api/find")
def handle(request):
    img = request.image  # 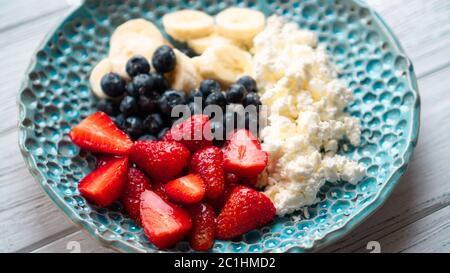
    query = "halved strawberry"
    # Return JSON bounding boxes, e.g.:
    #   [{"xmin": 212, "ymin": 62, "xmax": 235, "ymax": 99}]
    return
[
  {"xmin": 78, "ymin": 157, "xmax": 128, "ymax": 207},
  {"xmin": 190, "ymin": 146, "xmax": 225, "ymax": 199},
  {"xmin": 163, "ymin": 114, "xmax": 213, "ymax": 152},
  {"xmin": 223, "ymin": 129, "xmax": 268, "ymax": 178},
  {"xmin": 216, "ymin": 186, "xmax": 276, "ymax": 240},
  {"xmin": 153, "ymin": 180, "xmax": 169, "ymax": 201},
  {"xmin": 140, "ymin": 190, "xmax": 192, "ymax": 249},
  {"xmin": 207, "ymin": 182, "xmax": 239, "ymax": 213},
  {"xmin": 121, "ymin": 167, "xmax": 152, "ymax": 222},
  {"xmin": 130, "ymin": 140, "xmax": 190, "ymax": 182},
  {"xmin": 225, "ymin": 172, "xmax": 239, "ymax": 184},
  {"xmin": 165, "ymin": 174, "xmax": 206, "ymax": 205},
  {"xmin": 69, "ymin": 112, "xmax": 133, "ymax": 155},
  {"xmin": 188, "ymin": 203, "xmax": 216, "ymax": 251}
]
